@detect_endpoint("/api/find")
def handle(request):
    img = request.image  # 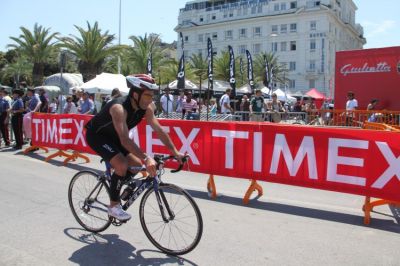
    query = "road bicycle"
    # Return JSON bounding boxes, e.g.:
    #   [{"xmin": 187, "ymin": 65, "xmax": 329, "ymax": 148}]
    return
[{"xmin": 68, "ymin": 154, "xmax": 203, "ymax": 255}]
